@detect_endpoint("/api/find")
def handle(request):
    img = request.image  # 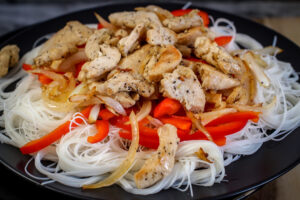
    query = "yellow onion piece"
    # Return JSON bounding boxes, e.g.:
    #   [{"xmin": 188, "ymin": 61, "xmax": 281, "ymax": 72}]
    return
[
  {"xmin": 97, "ymin": 95, "xmax": 126, "ymax": 116},
  {"xmin": 125, "ymin": 100, "xmax": 152, "ymax": 125},
  {"xmin": 229, "ymin": 104, "xmax": 263, "ymax": 112},
  {"xmin": 31, "ymin": 69, "xmax": 67, "ymax": 90},
  {"xmin": 58, "ymin": 50, "xmax": 88, "ymax": 72},
  {"xmin": 83, "ymin": 111, "xmax": 139, "ymax": 189},
  {"xmin": 255, "ymin": 46, "xmax": 283, "ymax": 56},
  {"xmin": 147, "ymin": 115, "xmax": 163, "ymax": 128},
  {"xmin": 186, "ymin": 111, "xmax": 213, "ymax": 141},
  {"xmin": 197, "ymin": 108, "xmax": 237, "ymax": 126},
  {"xmin": 88, "ymin": 104, "xmax": 101, "ymax": 124},
  {"xmin": 241, "ymin": 52, "xmax": 270, "ymax": 88},
  {"xmin": 94, "ymin": 12, "xmax": 117, "ymax": 31},
  {"xmin": 40, "ymin": 71, "xmax": 77, "ymax": 112}
]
